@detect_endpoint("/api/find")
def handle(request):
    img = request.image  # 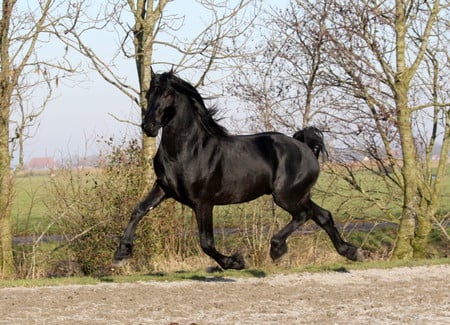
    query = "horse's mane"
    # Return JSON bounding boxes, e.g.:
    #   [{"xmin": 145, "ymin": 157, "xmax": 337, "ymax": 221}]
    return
[{"xmin": 162, "ymin": 71, "xmax": 229, "ymax": 137}]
